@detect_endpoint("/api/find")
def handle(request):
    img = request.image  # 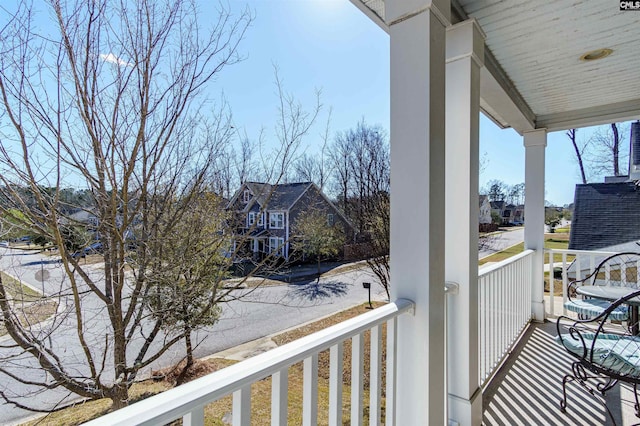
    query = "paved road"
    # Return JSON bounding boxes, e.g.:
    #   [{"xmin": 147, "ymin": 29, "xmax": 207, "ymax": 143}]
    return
[
  {"xmin": 478, "ymin": 227, "xmax": 525, "ymax": 260},
  {"xmin": 0, "ymin": 248, "xmax": 385, "ymax": 425}
]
